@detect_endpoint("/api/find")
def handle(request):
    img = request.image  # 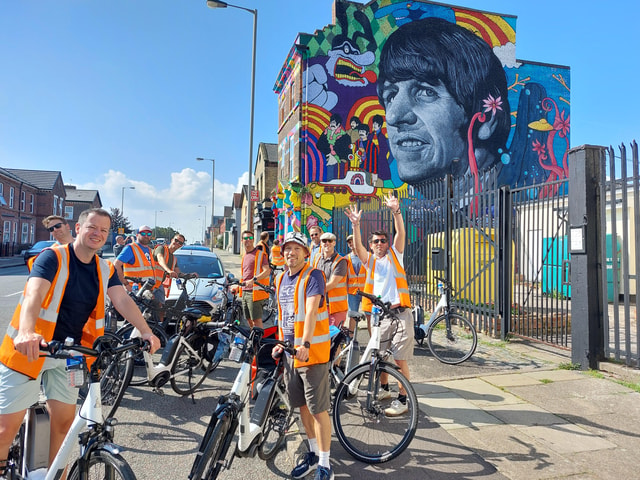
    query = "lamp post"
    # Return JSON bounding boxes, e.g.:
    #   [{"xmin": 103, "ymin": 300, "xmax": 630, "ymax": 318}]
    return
[
  {"xmin": 121, "ymin": 186, "xmax": 135, "ymax": 218},
  {"xmin": 206, "ymin": 0, "xmax": 257, "ymax": 230},
  {"xmin": 198, "ymin": 204, "xmax": 207, "ymax": 243},
  {"xmin": 154, "ymin": 210, "xmax": 164, "ymax": 238},
  {"xmin": 196, "ymin": 157, "xmax": 215, "ymax": 245}
]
